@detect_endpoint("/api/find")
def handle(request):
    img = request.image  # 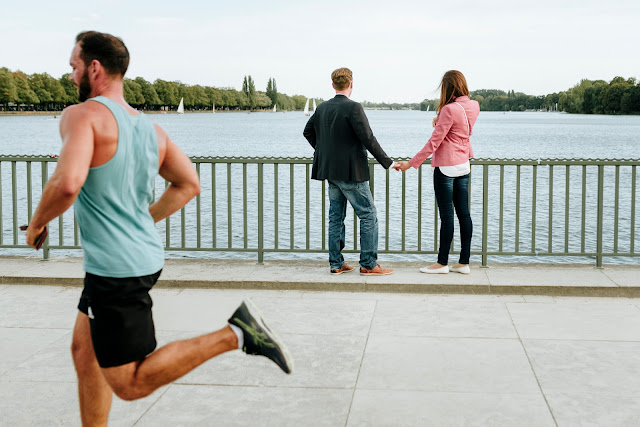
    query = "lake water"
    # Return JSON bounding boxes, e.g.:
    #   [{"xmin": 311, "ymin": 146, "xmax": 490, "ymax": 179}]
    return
[
  {"xmin": 2, "ymin": 110, "xmax": 640, "ymax": 159},
  {"xmin": 1, "ymin": 111, "xmax": 639, "ymax": 265}
]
